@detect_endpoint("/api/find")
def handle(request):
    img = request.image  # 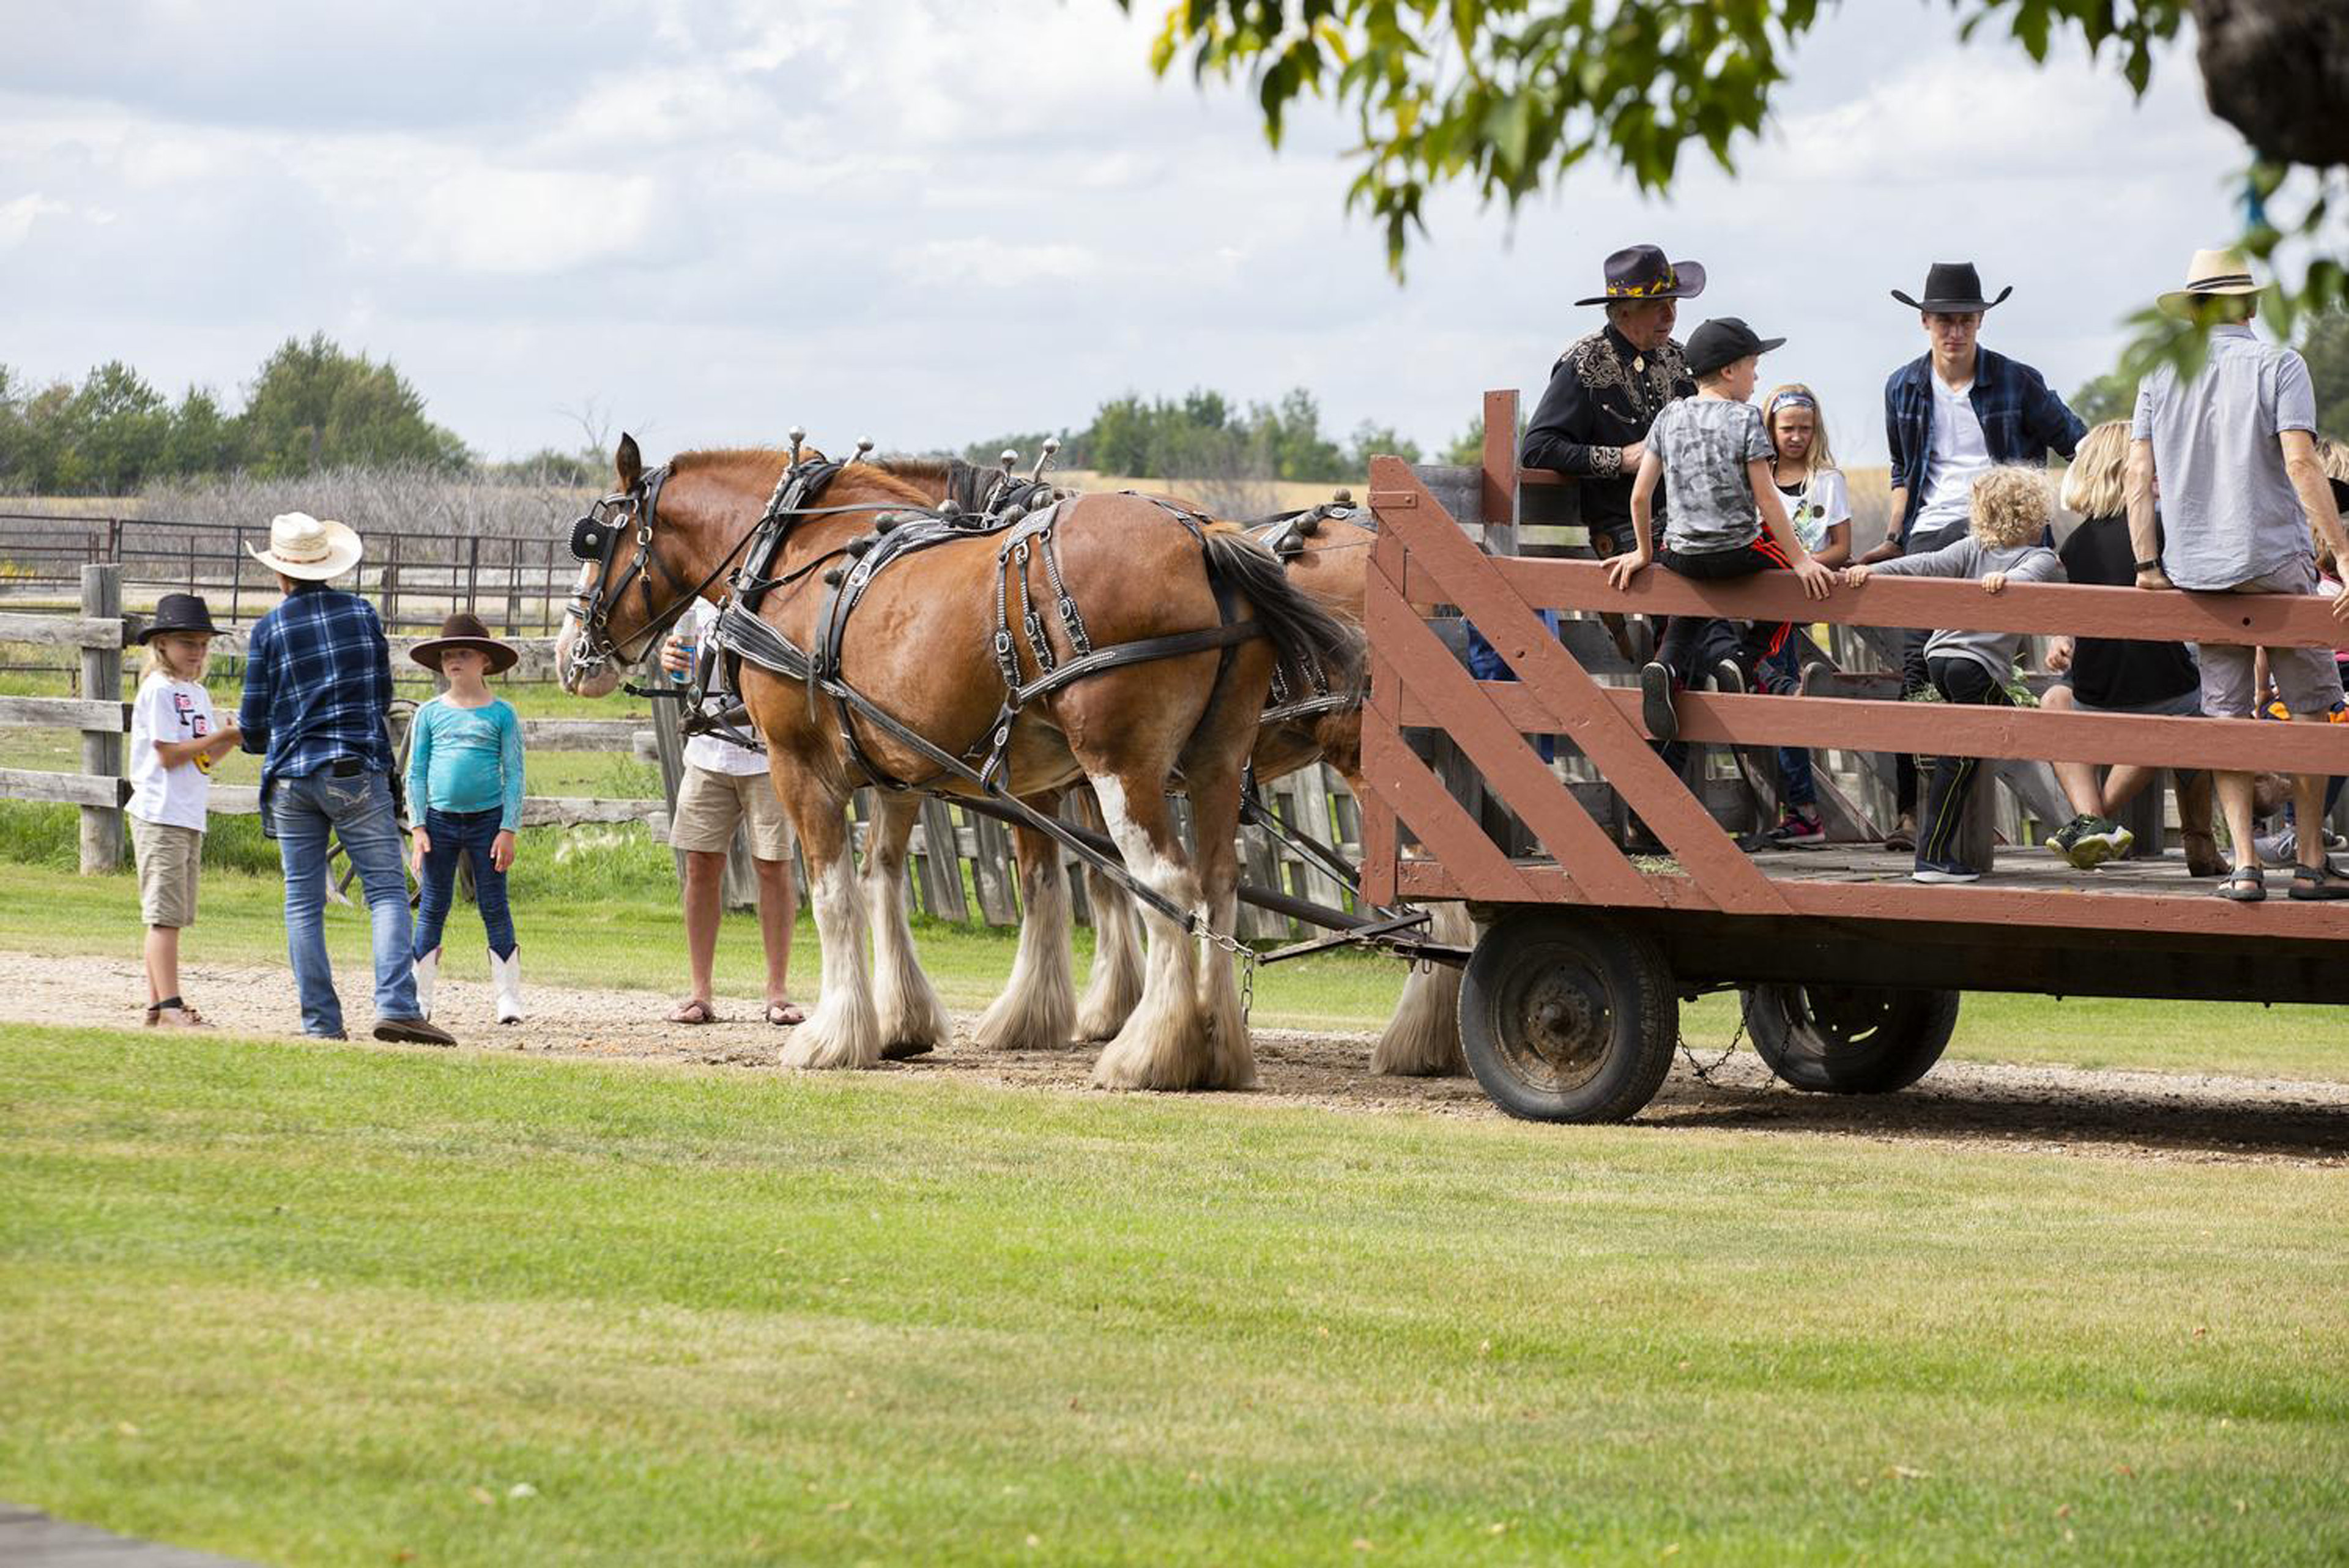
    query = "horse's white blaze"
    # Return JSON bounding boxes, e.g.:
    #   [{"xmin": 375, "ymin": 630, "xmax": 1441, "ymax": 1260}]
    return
[
  {"xmin": 867, "ymin": 812, "xmax": 951, "ymax": 1055},
  {"xmin": 1371, "ymin": 901, "xmax": 1470, "ymax": 1077},
  {"xmin": 782, "ymin": 849, "xmax": 880, "ymax": 1070},
  {"xmin": 1086, "ymin": 775, "xmax": 1219, "ymax": 1090},
  {"xmin": 1074, "ymin": 863, "xmax": 1144, "ymax": 1041},
  {"xmin": 973, "ymin": 842, "xmax": 1075, "ymax": 1053},
  {"xmin": 554, "ymin": 562, "xmax": 623, "ymax": 697}
]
